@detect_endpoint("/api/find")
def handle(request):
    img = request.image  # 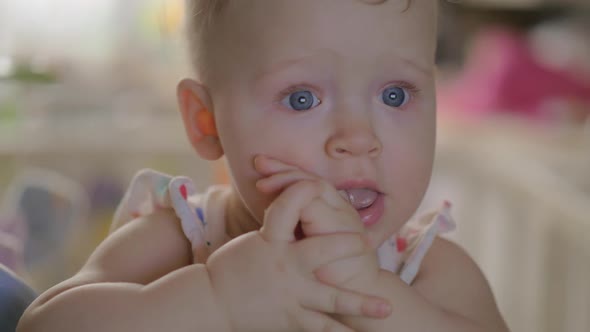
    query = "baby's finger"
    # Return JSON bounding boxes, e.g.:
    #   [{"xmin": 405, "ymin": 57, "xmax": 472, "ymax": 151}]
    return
[
  {"xmin": 254, "ymin": 155, "xmax": 300, "ymax": 176},
  {"xmin": 259, "ymin": 171, "xmax": 350, "ymax": 212},
  {"xmin": 300, "ymin": 281, "xmax": 392, "ymax": 318},
  {"xmin": 297, "ymin": 309, "xmax": 356, "ymax": 332},
  {"xmin": 301, "ymin": 199, "xmax": 364, "ymax": 236},
  {"xmin": 318, "ymin": 184, "xmax": 354, "ymax": 211},
  {"xmin": 260, "ymin": 180, "xmax": 321, "ymax": 242},
  {"xmin": 315, "ymin": 255, "xmax": 377, "ymax": 286},
  {"xmin": 295, "ymin": 233, "xmax": 368, "ymax": 272},
  {"xmin": 256, "ymin": 170, "xmax": 317, "ymax": 194},
  {"xmin": 254, "ymin": 156, "xmax": 354, "ymax": 211}
]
